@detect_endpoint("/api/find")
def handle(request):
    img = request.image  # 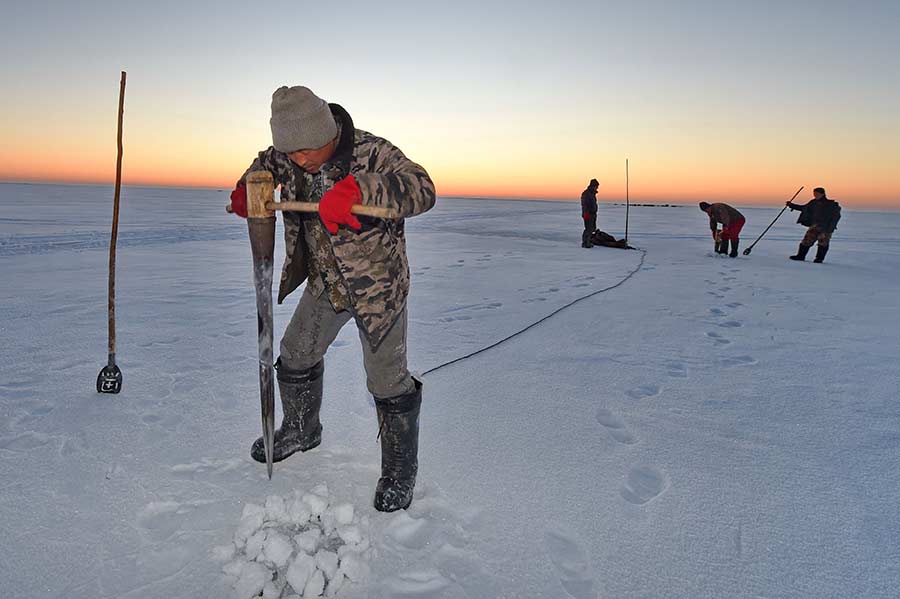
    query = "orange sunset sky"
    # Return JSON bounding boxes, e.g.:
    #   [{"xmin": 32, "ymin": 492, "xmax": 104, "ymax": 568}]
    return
[{"xmin": 2, "ymin": 1, "xmax": 898, "ymax": 208}]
